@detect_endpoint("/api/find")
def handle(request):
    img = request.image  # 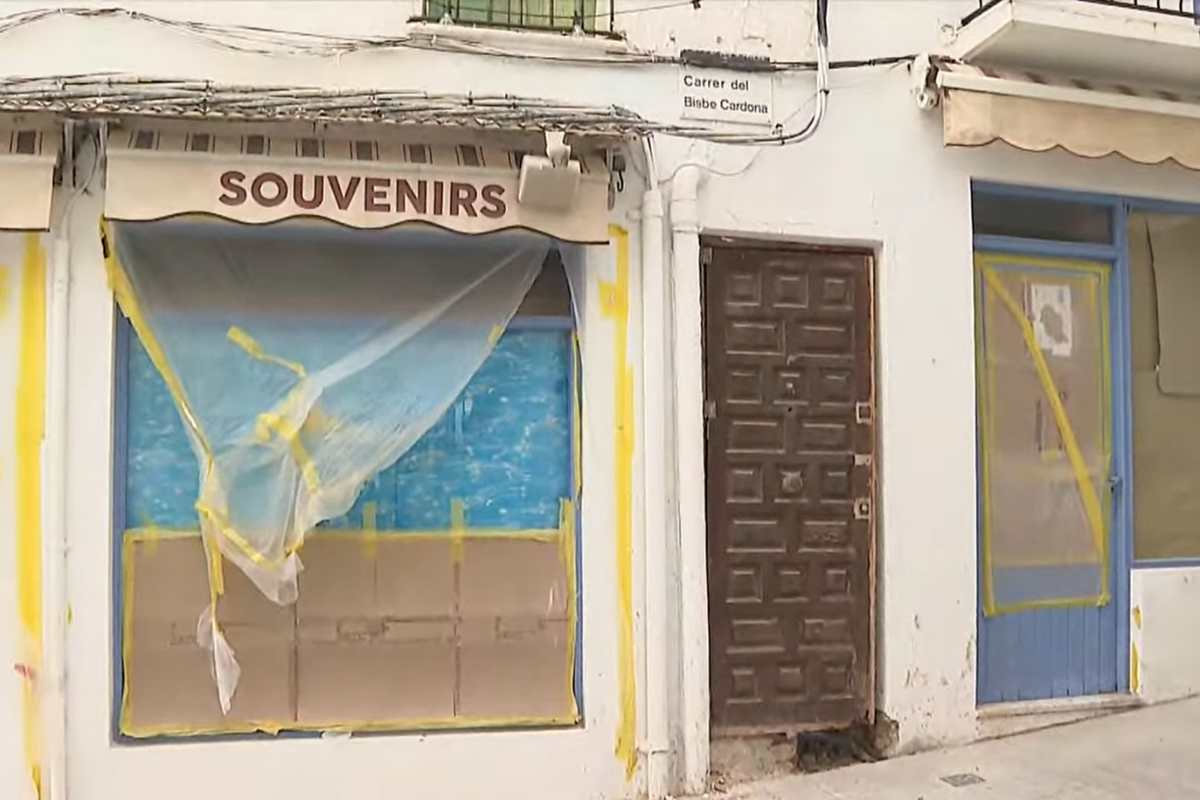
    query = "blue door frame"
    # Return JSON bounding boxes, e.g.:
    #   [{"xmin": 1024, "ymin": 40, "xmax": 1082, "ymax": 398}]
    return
[
  {"xmin": 973, "ymin": 182, "xmax": 1200, "ymax": 702},
  {"xmin": 973, "ymin": 181, "xmax": 1132, "ymax": 703}
]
